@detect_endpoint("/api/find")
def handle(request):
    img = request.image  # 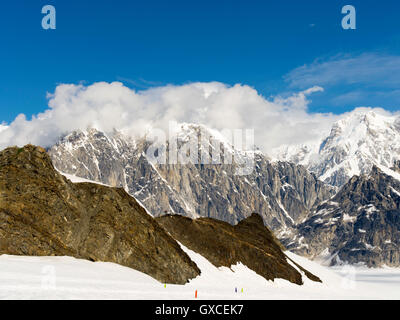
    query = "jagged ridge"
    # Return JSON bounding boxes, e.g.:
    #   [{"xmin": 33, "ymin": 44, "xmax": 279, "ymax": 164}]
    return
[
  {"xmin": 157, "ymin": 213, "xmax": 321, "ymax": 285},
  {"xmin": 287, "ymin": 163, "xmax": 400, "ymax": 267}
]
